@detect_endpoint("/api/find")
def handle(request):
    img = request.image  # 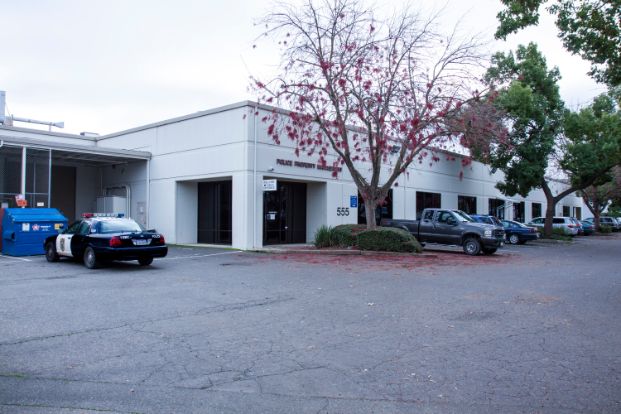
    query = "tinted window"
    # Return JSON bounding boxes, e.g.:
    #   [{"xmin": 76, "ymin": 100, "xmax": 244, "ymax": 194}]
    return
[
  {"xmin": 77, "ymin": 222, "xmax": 90, "ymax": 235},
  {"xmin": 552, "ymin": 218, "xmax": 565, "ymax": 224},
  {"xmin": 97, "ymin": 219, "xmax": 143, "ymax": 234},
  {"xmin": 64, "ymin": 221, "xmax": 81, "ymax": 234},
  {"xmin": 423, "ymin": 210, "xmax": 434, "ymax": 221}
]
